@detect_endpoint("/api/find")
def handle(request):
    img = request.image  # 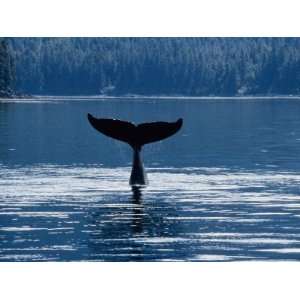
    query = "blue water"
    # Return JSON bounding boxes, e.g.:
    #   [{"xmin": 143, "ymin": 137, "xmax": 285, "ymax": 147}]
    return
[{"xmin": 1, "ymin": 97, "xmax": 300, "ymax": 261}]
